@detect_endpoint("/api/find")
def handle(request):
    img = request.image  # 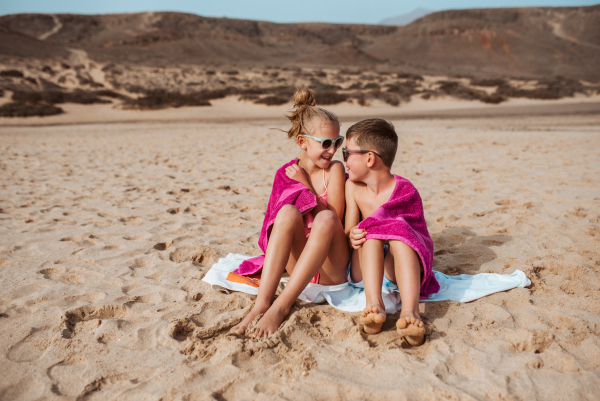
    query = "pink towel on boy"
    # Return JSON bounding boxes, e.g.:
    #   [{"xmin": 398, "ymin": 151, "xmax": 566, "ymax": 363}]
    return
[
  {"xmin": 233, "ymin": 159, "xmax": 318, "ymax": 276},
  {"xmin": 357, "ymin": 175, "xmax": 440, "ymax": 298}
]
